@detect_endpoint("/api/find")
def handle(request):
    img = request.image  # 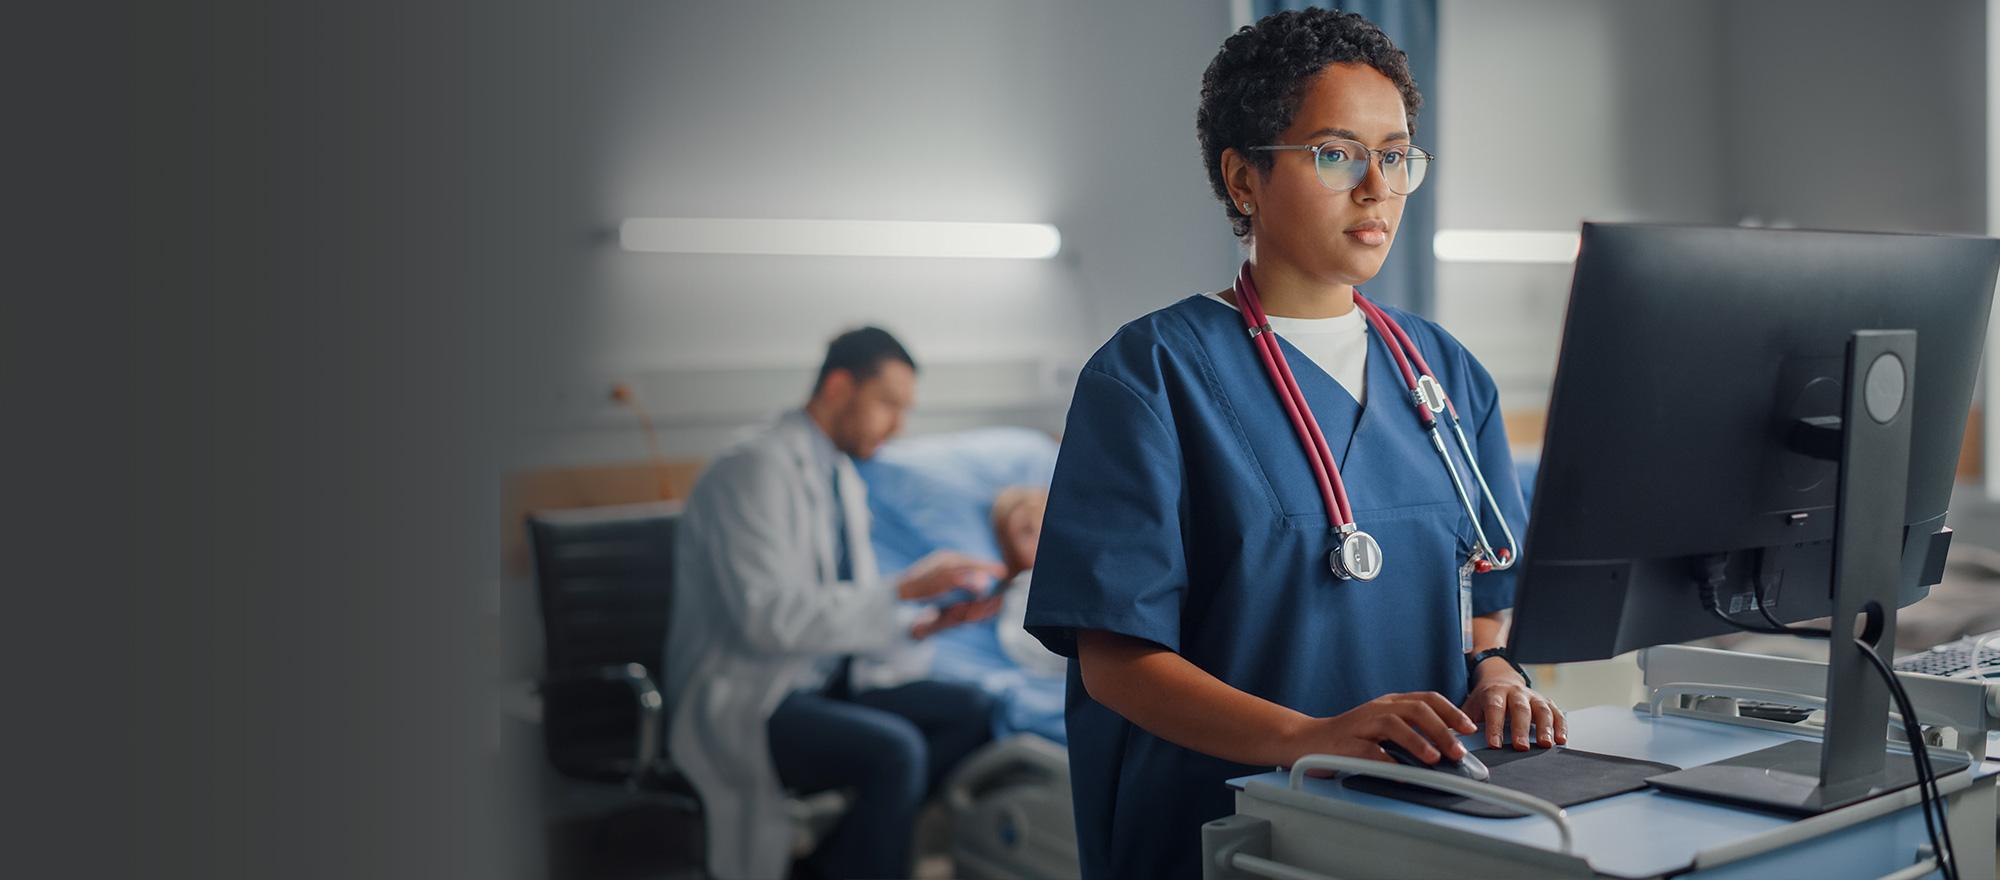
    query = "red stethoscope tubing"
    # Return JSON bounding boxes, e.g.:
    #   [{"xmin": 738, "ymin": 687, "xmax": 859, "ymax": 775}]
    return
[
  {"xmin": 1354, "ymin": 293, "xmax": 1517, "ymax": 570},
  {"xmin": 1231, "ymin": 262, "xmax": 1517, "ymax": 575},
  {"xmin": 1357, "ymin": 295, "xmax": 1457, "ymax": 422},
  {"xmin": 1234, "ymin": 264, "xmax": 1353, "ymax": 525}
]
